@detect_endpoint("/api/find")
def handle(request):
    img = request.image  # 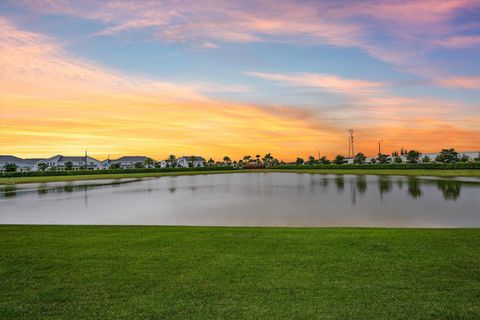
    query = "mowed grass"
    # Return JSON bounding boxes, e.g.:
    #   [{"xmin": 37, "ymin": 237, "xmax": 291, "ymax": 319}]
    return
[
  {"xmin": 1, "ymin": 168, "xmax": 479, "ymax": 185},
  {"xmin": 1, "ymin": 226, "xmax": 479, "ymax": 319},
  {"xmin": 271, "ymin": 168, "xmax": 480, "ymax": 178},
  {"xmin": 0, "ymin": 170, "xmax": 239, "ymax": 185}
]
